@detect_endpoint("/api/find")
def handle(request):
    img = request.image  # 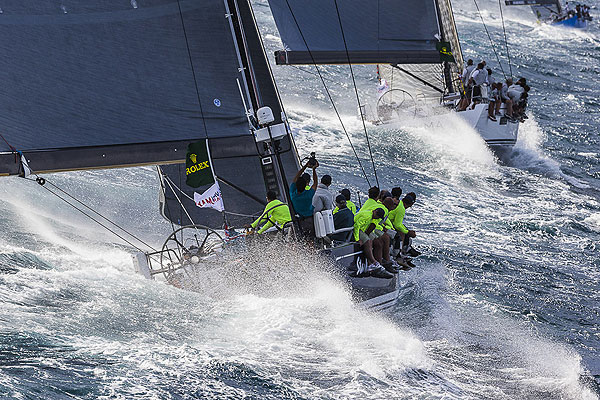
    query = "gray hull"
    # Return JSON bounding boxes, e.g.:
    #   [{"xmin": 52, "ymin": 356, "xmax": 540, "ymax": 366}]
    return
[{"xmin": 323, "ymin": 244, "xmax": 404, "ymax": 311}]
